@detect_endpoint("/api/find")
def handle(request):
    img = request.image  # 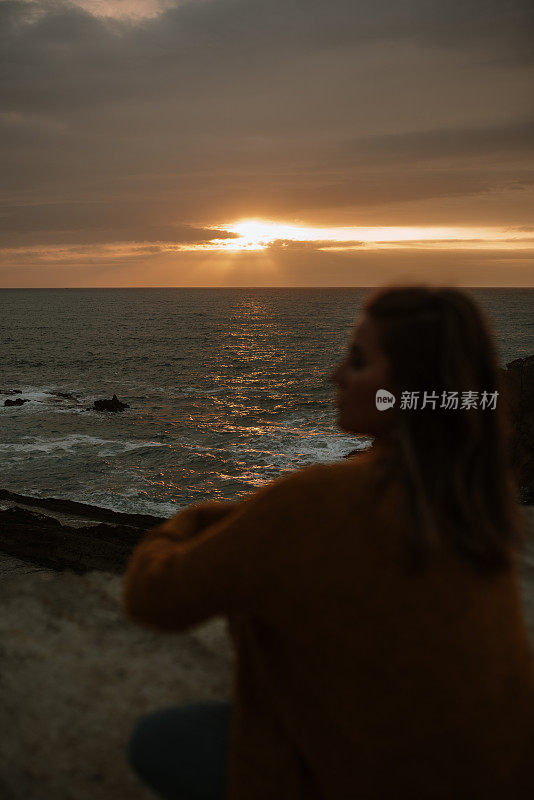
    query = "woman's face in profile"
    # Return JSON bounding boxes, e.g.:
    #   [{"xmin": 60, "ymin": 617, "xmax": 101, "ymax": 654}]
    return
[{"xmin": 330, "ymin": 313, "xmax": 396, "ymax": 438}]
